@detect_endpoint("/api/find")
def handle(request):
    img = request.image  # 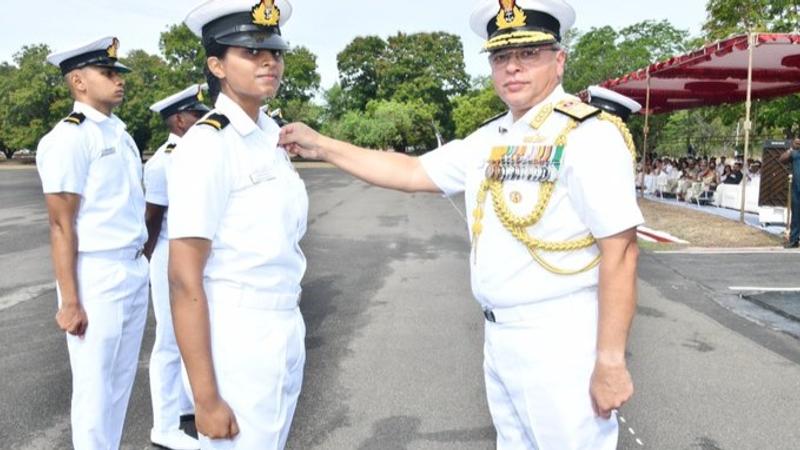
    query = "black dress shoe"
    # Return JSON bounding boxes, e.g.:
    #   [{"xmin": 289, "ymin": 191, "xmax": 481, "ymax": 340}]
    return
[{"xmin": 785, "ymin": 241, "xmax": 799, "ymax": 249}]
